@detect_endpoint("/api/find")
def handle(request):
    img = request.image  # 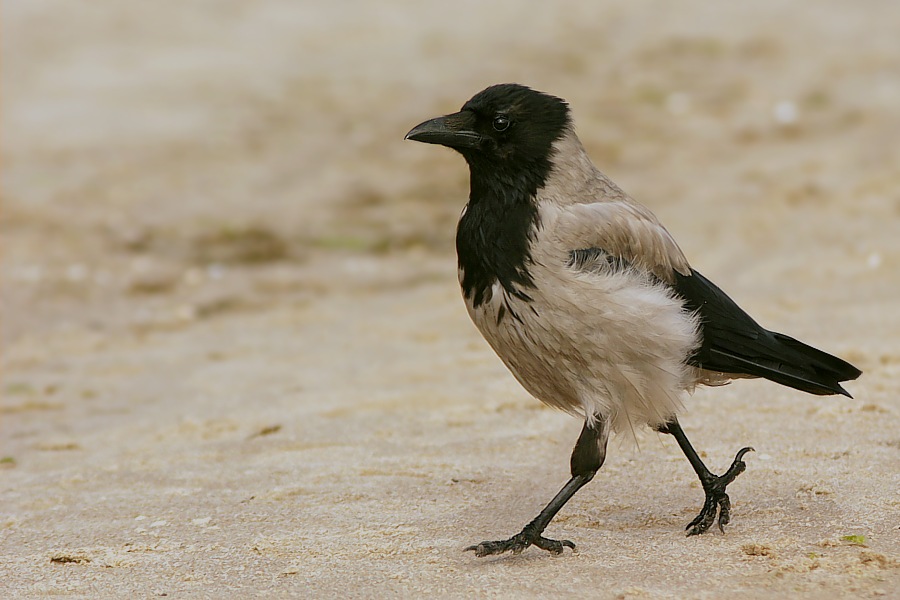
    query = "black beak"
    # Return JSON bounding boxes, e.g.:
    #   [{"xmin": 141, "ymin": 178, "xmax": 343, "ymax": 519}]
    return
[{"xmin": 404, "ymin": 111, "xmax": 484, "ymax": 149}]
